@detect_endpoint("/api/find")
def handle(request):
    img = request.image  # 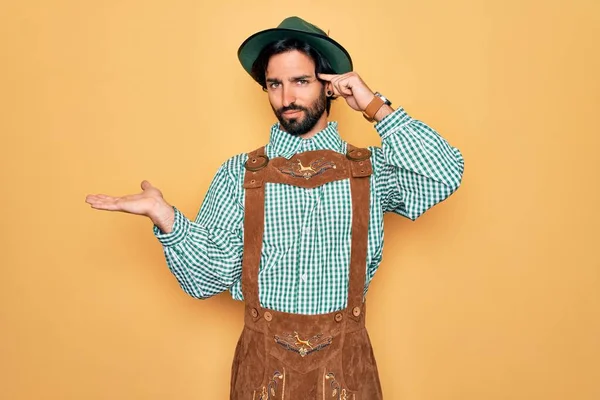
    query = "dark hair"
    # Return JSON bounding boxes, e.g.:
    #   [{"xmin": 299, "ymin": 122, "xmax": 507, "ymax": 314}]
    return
[{"xmin": 251, "ymin": 38, "xmax": 336, "ymax": 114}]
